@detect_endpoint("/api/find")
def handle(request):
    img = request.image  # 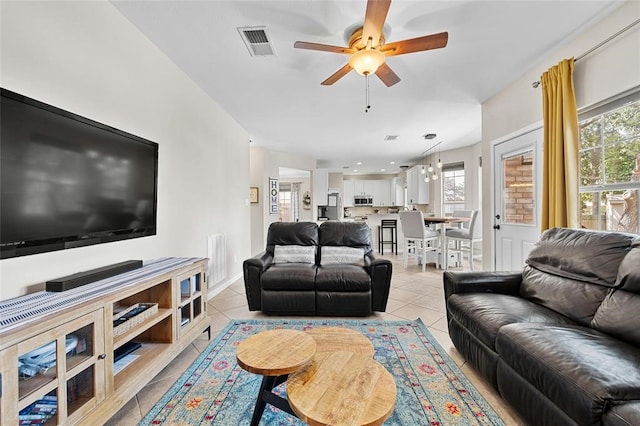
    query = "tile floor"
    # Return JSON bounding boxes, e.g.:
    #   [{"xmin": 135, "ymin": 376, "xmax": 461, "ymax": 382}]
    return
[{"xmin": 106, "ymin": 253, "xmax": 523, "ymax": 425}]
